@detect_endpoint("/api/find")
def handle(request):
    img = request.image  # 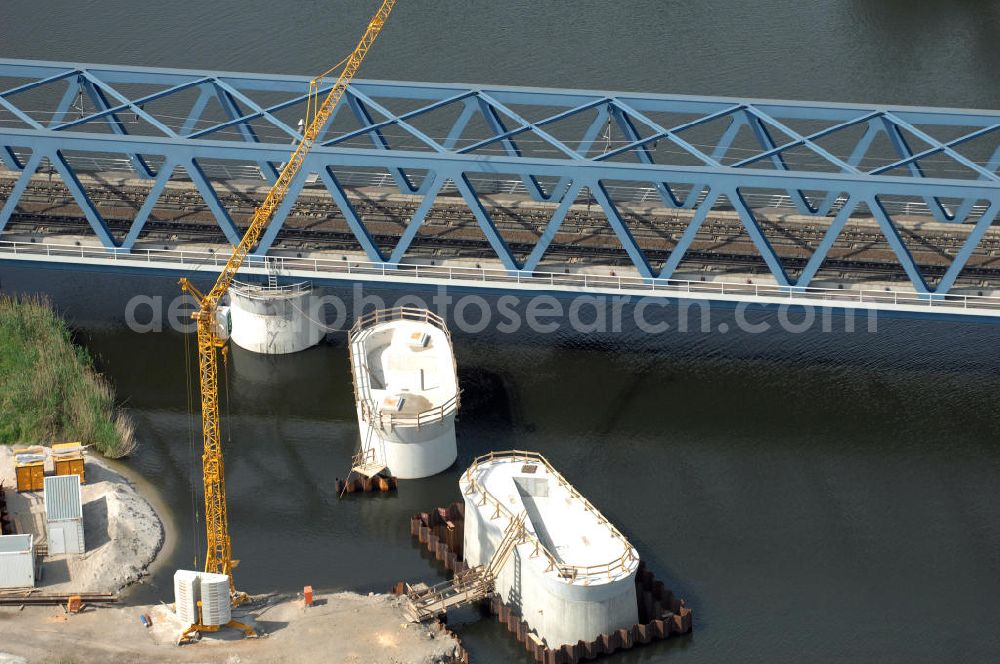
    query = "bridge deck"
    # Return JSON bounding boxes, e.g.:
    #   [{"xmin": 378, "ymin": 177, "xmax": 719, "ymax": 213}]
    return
[
  {"xmin": 5, "ymin": 168, "xmax": 1000, "ymax": 291},
  {"xmin": 2, "ymin": 237, "xmax": 998, "ymax": 319}
]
